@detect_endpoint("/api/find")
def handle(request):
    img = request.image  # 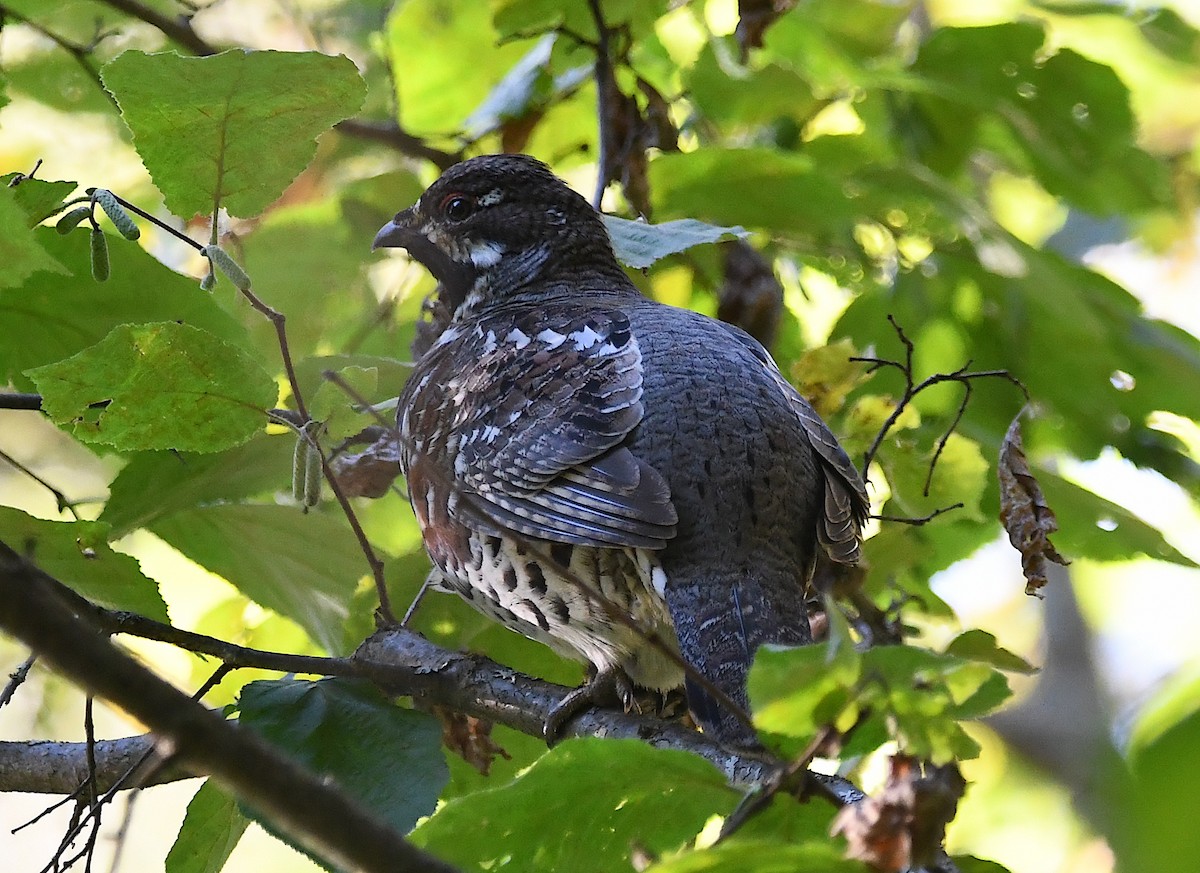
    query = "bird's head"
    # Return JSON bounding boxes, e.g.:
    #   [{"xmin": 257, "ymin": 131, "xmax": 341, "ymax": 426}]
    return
[{"xmin": 373, "ymin": 154, "xmax": 619, "ymax": 318}]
